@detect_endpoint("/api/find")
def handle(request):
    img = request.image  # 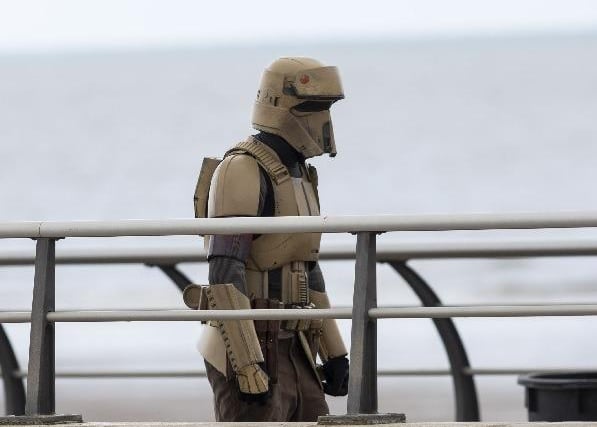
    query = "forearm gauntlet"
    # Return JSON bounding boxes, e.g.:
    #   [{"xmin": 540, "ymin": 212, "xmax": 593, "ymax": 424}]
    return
[
  {"xmin": 187, "ymin": 283, "xmax": 269, "ymax": 394},
  {"xmin": 309, "ymin": 290, "xmax": 348, "ymax": 361}
]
